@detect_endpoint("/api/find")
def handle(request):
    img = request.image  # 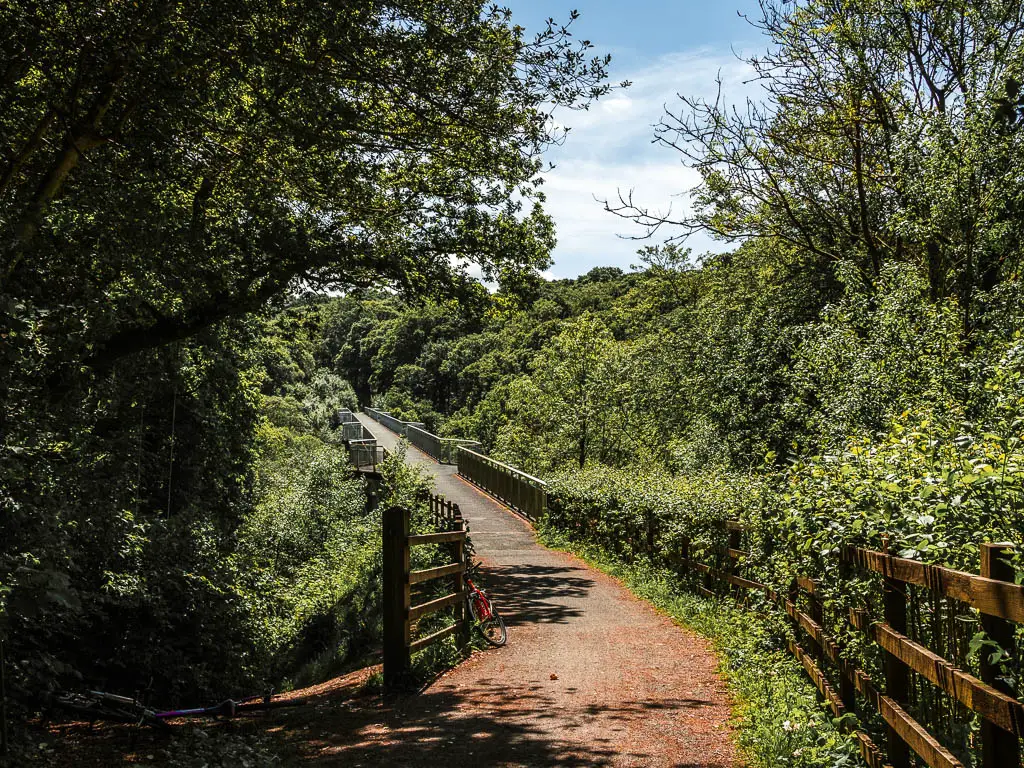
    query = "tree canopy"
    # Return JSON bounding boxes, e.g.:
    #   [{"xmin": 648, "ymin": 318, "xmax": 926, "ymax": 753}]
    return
[
  {"xmin": 1, "ymin": 0, "xmax": 614, "ymax": 378},
  {"xmin": 608, "ymin": 0, "xmax": 1024, "ymax": 331}
]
